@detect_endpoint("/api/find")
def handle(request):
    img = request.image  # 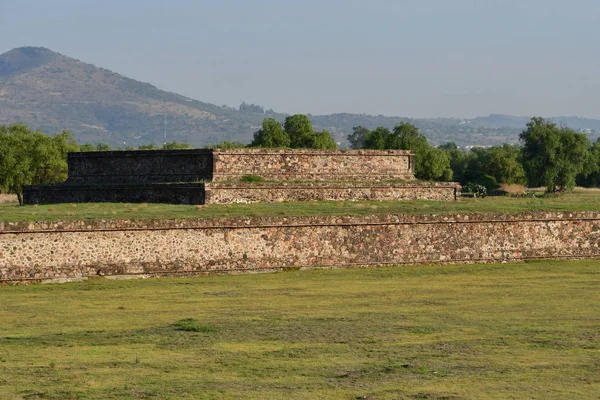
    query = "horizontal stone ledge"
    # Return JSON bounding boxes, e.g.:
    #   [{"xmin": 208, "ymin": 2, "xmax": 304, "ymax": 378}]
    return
[
  {"xmin": 1, "ymin": 211, "xmax": 599, "ymax": 234},
  {"xmin": 205, "ymin": 182, "xmax": 450, "ymax": 189},
  {"xmin": 2, "ymin": 254, "xmax": 598, "ymax": 284},
  {"xmin": 212, "ymin": 149, "xmax": 413, "ymax": 156}
]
